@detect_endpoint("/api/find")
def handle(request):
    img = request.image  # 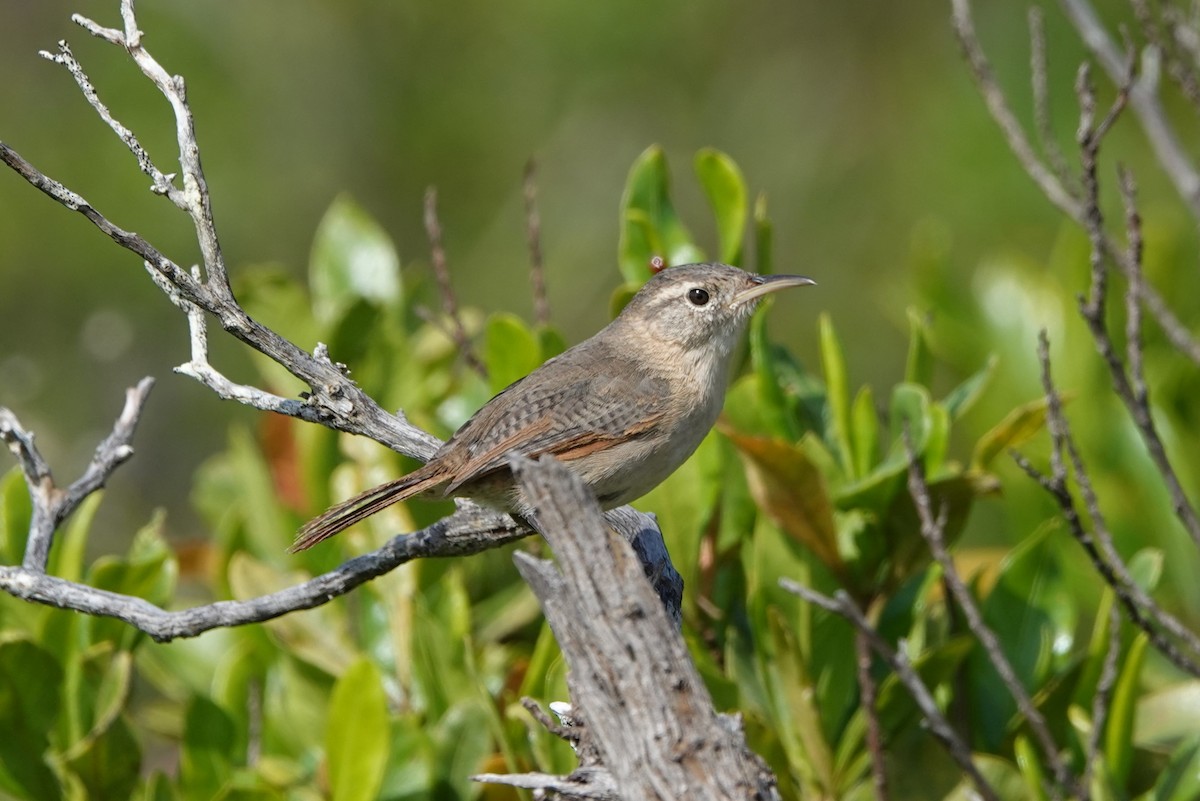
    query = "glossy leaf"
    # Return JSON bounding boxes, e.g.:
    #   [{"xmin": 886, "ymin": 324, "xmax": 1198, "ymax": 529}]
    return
[
  {"xmin": 484, "ymin": 312, "xmax": 542, "ymax": 395},
  {"xmin": 904, "ymin": 307, "xmax": 935, "ymax": 389},
  {"xmin": 228, "ymin": 553, "xmax": 356, "ymax": 676},
  {"xmin": 1145, "ymin": 736, "xmax": 1200, "ymax": 801},
  {"xmin": 0, "ymin": 638, "xmax": 62, "ymax": 801},
  {"xmin": 309, "ymin": 194, "xmax": 401, "ymax": 326},
  {"xmin": 617, "ymin": 146, "xmax": 704, "ymax": 284},
  {"xmin": 180, "ymin": 696, "xmax": 237, "ymax": 801},
  {"xmin": 327, "ymin": 658, "xmax": 390, "ymax": 801},
  {"xmin": 63, "ymin": 713, "xmax": 140, "ymax": 801},
  {"xmin": 1, "ymin": 467, "xmax": 30, "ymax": 567},
  {"xmin": 819, "ymin": 313, "xmax": 854, "ymax": 476},
  {"xmin": 1136, "ymin": 681, "xmax": 1200, "ymax": 749},
  {"xmin": 971, "ymin": 395, "xmax": 1052, "ymax": 471},
  {"xmin": 722, "ymin": 426, "xmax": 844, "ymax": 578},
  {"xmin": 1107, "ymin": 632, "xmax": 1148, "ymax": 789},
  {"xmin": 849, "ymin": 385, "xmax": 879, "ymax": 478},
  {"xmin": 695, "ymin": 147, "xmax": 747, "ymax": 263},
  {"xmin": 1013, "ymin": 735, "xmax": 1051, "ymax": 801}
]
